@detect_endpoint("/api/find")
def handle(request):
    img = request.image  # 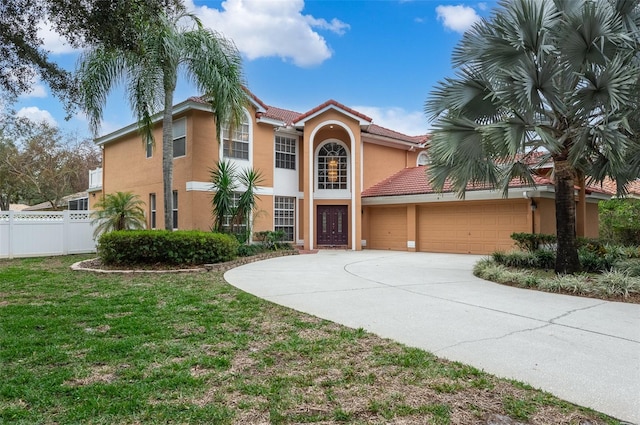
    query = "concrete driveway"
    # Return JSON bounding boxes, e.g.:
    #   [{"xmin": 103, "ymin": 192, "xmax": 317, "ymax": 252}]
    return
[{"xmin": 224, "ymin": 250, "xmax": 640, "ymax": 423}]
